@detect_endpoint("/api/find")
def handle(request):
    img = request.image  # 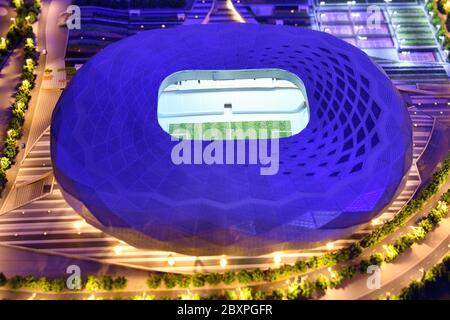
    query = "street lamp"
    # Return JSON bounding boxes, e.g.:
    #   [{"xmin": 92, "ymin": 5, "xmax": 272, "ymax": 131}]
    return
[
  {"xmin": 273, "ymin": 252, "xmax": 282, "ymax": 265},
  {"xmin": 328, "ymin": 267, "xmax": 336, "ymax": 279},
  {"xmin": 73, "ymin": 221, "xmax": 82, "ymax": 234},
  {"xmin": 371, "ymin": 218, "xmax": 381, "ymax": 226},
  {"xmin": 113, "ymin": 245, "xmax": 123, "ymax": 256},
  {"xmin": 220, "ymin": 255, "xmax": 227, "ymax": 268},
  {"xmin": 419, "ymin": 267, "xmax": 425, "ymax": 281},
  {"xmin": 167, "ymin": 254, "xmax": 175, "ymax": 266}
]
